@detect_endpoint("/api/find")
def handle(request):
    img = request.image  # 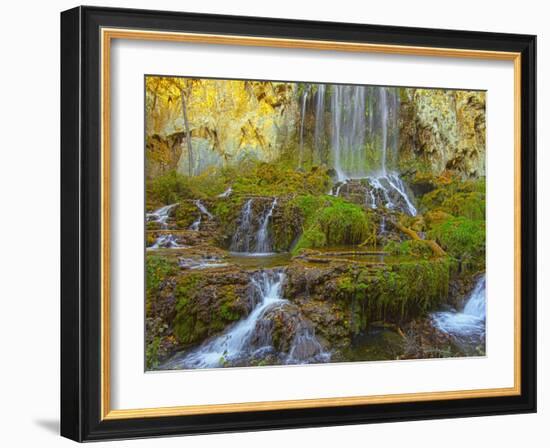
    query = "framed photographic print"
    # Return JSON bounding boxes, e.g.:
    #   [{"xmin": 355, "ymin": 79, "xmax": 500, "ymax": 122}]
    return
[{"xmin": 60, "ymin": 6, "xmax": 536, "ymax": 442}]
